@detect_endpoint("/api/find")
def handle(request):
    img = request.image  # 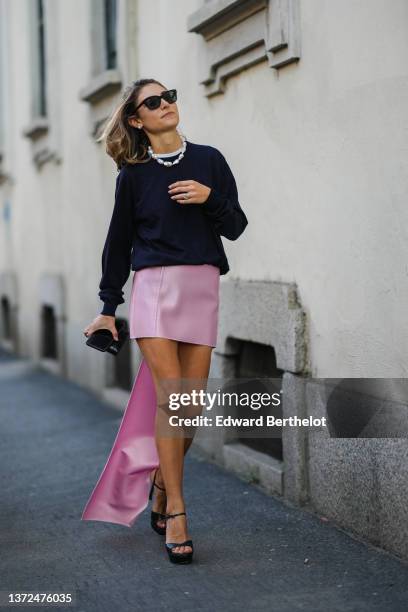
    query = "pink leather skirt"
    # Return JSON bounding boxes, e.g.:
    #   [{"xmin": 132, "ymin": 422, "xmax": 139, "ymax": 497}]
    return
[
  {"xmin": 129, "ymin": 263, "xmax": 220, "ymax": 347},
  {"xmin": 81, "ymin": 264, "xmax": 220, "ymax": 528}
]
